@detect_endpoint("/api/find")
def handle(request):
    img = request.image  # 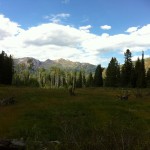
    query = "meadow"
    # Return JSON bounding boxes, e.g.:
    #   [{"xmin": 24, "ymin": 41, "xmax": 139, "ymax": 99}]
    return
[{"xmin": 0, "ymin": 86, "xmax": 150, "ymax": 150}]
